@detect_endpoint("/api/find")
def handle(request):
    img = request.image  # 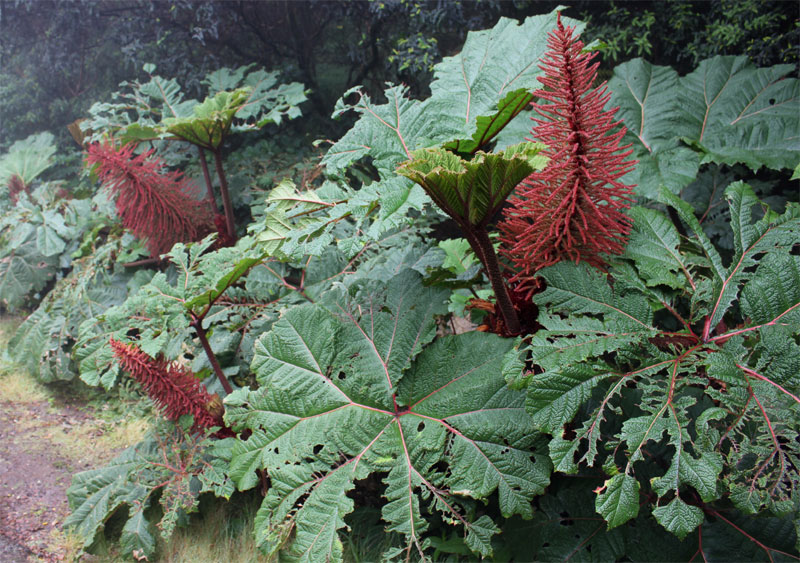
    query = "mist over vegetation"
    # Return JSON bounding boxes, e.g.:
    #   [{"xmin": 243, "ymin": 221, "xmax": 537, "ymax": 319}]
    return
[
  {"xmin": 2, "ymin": 0, "xmax": 797, "ymax": 148},
  {"xmin": 0, "ymin": 1, "xmax": 798, "ymax": 561}
]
